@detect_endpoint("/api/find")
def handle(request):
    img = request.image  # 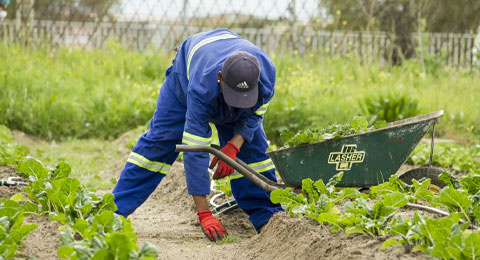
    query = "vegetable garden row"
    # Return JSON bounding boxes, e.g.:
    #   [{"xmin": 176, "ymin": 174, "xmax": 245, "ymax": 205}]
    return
[
  {"xmin": 0, "ymin": 125, "xmax": 158, "ymax": 259},
  {"xmin": 2, "ymin": 112, "xmax": 480, "ymax": 259}
]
